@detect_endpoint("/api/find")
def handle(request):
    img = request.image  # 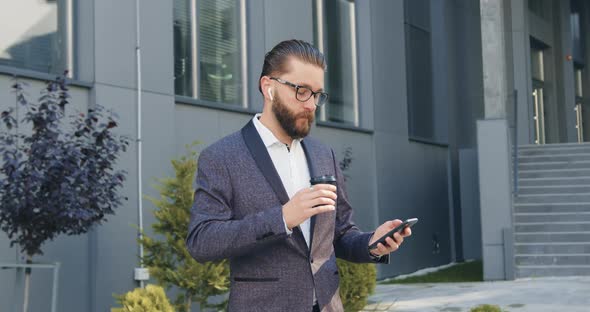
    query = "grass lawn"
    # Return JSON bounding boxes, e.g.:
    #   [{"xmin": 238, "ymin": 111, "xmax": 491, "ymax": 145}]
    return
[{"xmin": 381, "ymin": 260, "xmax": 483, "ymax": 284}]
